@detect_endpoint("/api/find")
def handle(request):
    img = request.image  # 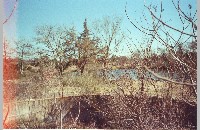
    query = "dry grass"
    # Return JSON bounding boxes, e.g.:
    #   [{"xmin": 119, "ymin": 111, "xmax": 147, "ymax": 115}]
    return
[{"xmin": 5, "ymin": 69, "xmax": 196, "ymax": 104}]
